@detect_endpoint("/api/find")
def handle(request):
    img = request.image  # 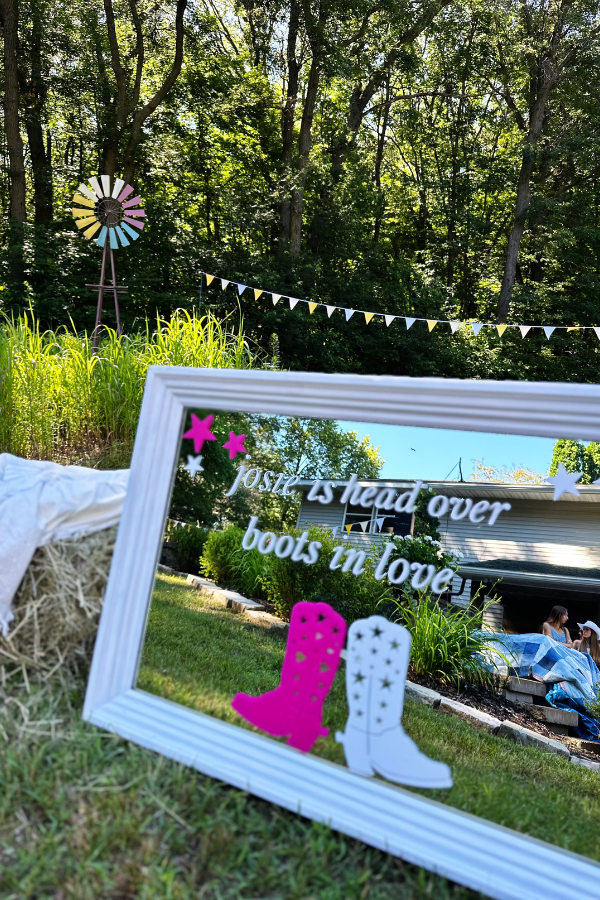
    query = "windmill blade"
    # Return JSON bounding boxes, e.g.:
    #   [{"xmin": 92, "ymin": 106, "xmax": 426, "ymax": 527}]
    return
[
  {"xmin": 83, "ymin": 221, "xmax": 101, "ymax": 239},
  {"xmin": 97, "ymin": 226, "xmax": 108, "ymax": 247},
  {"xmin": 75, "ymin": 215, "xmax": 97, "ymax": 228},
  {"xmin": 120, "ymin": 222, "xmax": 140, "ymax": 241},
  {"xmin": 115, "ymin": 226, "xmax": 130, "ymax": 247},
  {"xmin": 73, "ymin": 193, "xmax": 95, "ymax": 208},
  {"xmin": 111, "ymin": 178, "xmax": 125, "ymax": 199},
  {"xmin": 100, "ymin": 175, "xmax": 111, "ymax": 196},
  {"xmin": 78, "ymin": 183, "xmax": 96, "ymax": 202},
  {"xmin": 89, "ymin": 176, "xmax": 104, "ymax": 198},
  {"xmin": 123, "ymin": 216, "xmax": 144, "ymax": 230},
  {"xmin": 117, "ymin": 184, "xmax": 134, "ymax": 202},
  {"xmin": 123, "ymin": 196, "xmax": 143, "ymax": 209},
  {"xmin": 109, "ymin": 228, "xmax": 119, "ymax": 249},
  {"xmin": 124, "ymin": 208, "xmax": 146, "ymax": 218}
]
